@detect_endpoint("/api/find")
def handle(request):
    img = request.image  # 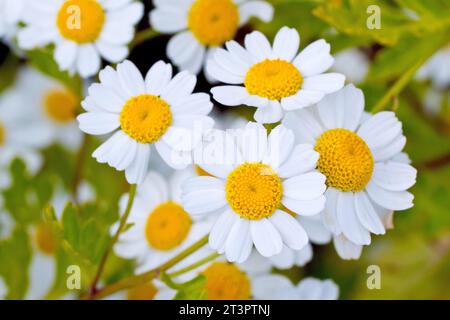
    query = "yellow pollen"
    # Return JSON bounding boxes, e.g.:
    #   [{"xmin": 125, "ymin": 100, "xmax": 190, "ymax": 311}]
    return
[
  {"xmin": 126, "ymin": 283, "xmax": 158, "ymax": 300},
  {"xmin": 315, "ymin": 128, "xmax": 374, "ymax": 192},
  {"xmin": 0, "ymin": 122, "xmax": 5, "ymax": 145},
  {"xmin": 120, "ymin": 94, "xmax": 172, "ymax": 144},
  {"xmin": 202, "ymin": 262, "xmax": 251, "ymax": 300},
  {"xmin": 195, "ymin": 165, "xmax": 213, "ymax": 177},
  {"xmin": 244, "ymin": 59, "xmax": 303, "ymax": 100},
  {"xmin": 57, "ymin": 0, "xmax": 105, "ymax": 43},
  {"xmin": 43, "ymin": 89, "xmax": 78, "ymax": 123},
  {"xmin": 226, "ymin": 163, "xmax": 282, "ymax": 220},
  {"xmin": 145, "ymin": 202, "xmax": 192, "ymax": 251},
  {"xmin": 35, "ymin": 223, "xmax": 58, "ymax": 255},
  {"xmin": 188, "ymin": 0, "xmax": 239, "ymax": 46}
]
